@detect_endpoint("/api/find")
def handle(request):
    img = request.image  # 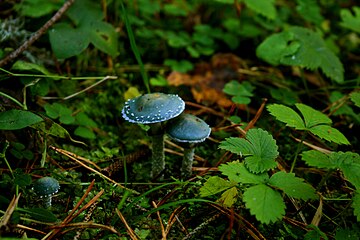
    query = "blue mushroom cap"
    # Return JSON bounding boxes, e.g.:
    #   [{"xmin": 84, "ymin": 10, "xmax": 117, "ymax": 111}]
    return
[
  {"xmin": 122, "ymin": 93, "xmax": 185, "ymax": 124},
  {"xmin": 33, "ymin": 177, "xmax": 60, "ymax": 198},
  {"xmin": 166, "ymin": 114, "xmax": 211, "ymax": 143}
]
